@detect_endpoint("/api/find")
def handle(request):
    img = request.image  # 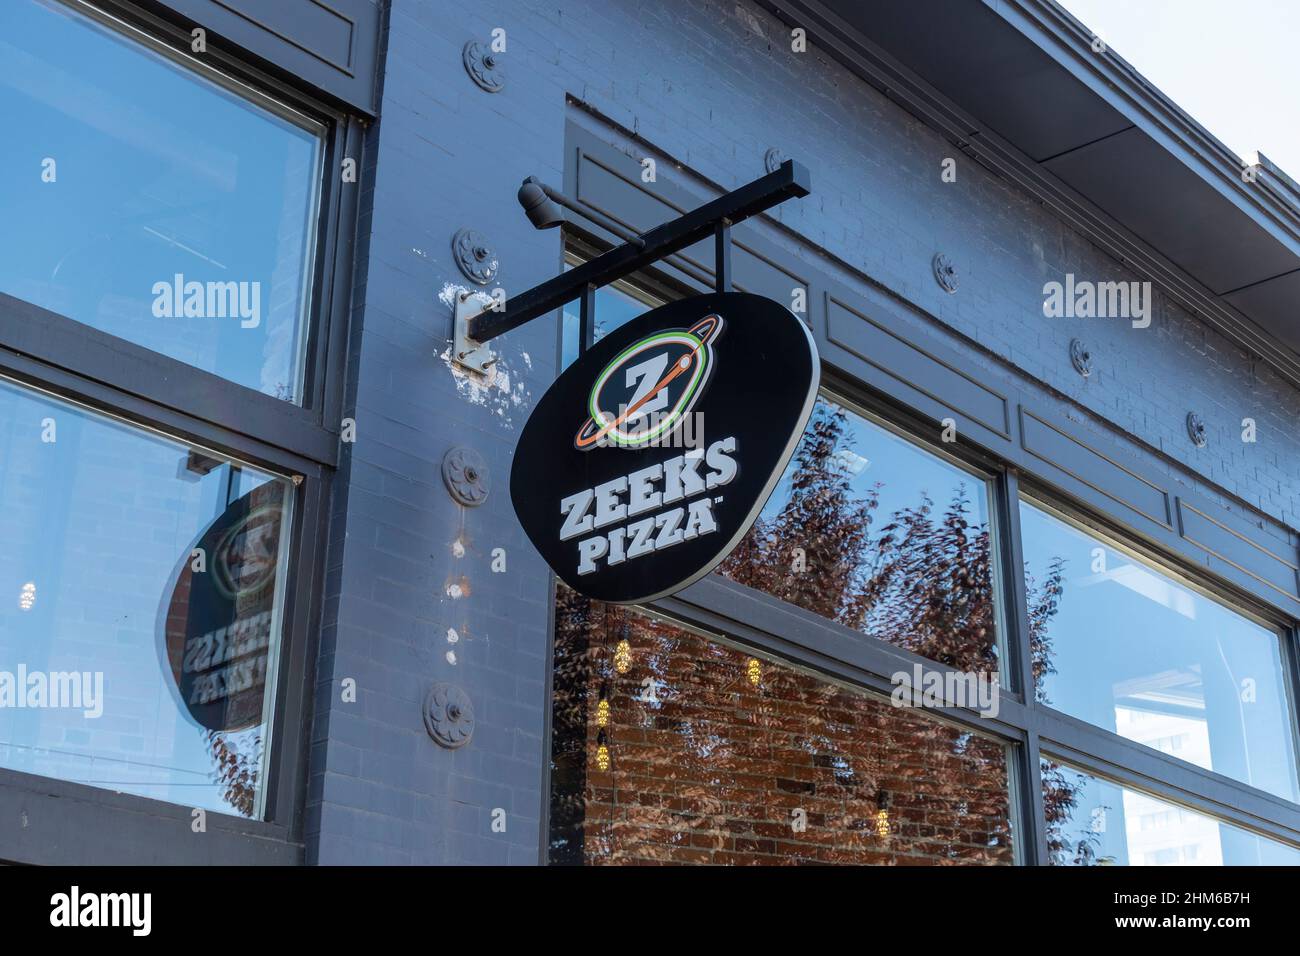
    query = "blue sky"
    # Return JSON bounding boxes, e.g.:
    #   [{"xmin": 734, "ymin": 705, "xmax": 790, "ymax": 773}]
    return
[{"xmin": 1061, "ymin": 0, "xmax": 1300, "ymax": 178}]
